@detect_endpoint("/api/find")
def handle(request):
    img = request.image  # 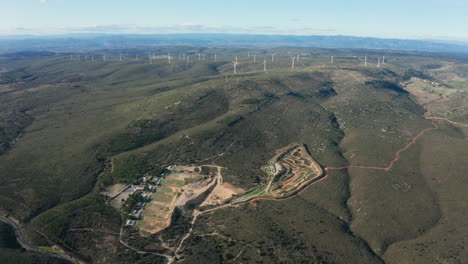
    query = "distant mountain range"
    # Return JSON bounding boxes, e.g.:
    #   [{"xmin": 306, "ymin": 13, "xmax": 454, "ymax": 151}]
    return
[{"xmin": 1, "ymin": 33, "xmax": 468, "ymax": 54}]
